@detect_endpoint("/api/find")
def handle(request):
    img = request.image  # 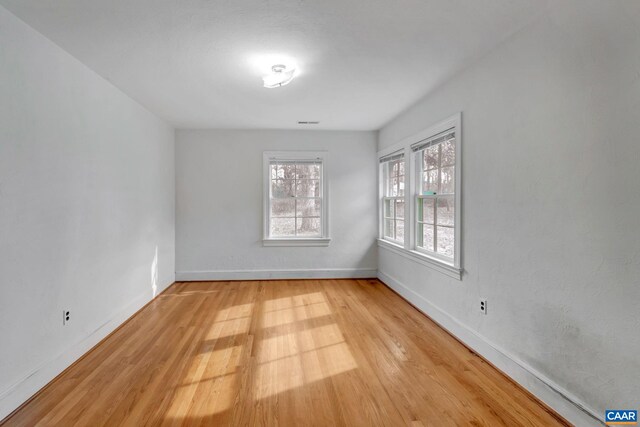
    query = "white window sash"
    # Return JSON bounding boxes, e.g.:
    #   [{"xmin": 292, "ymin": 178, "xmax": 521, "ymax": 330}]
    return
[
  {"xmin": 414, "ymin": 137, "xmax": 456, "ymax": 263},
  {"xmin": 379, "ymin": 153, "xmax": 406, "ymax": 245},
  {"xmin": 382, "ymin": 196, "xmax": 405, "ymax": 243}
]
